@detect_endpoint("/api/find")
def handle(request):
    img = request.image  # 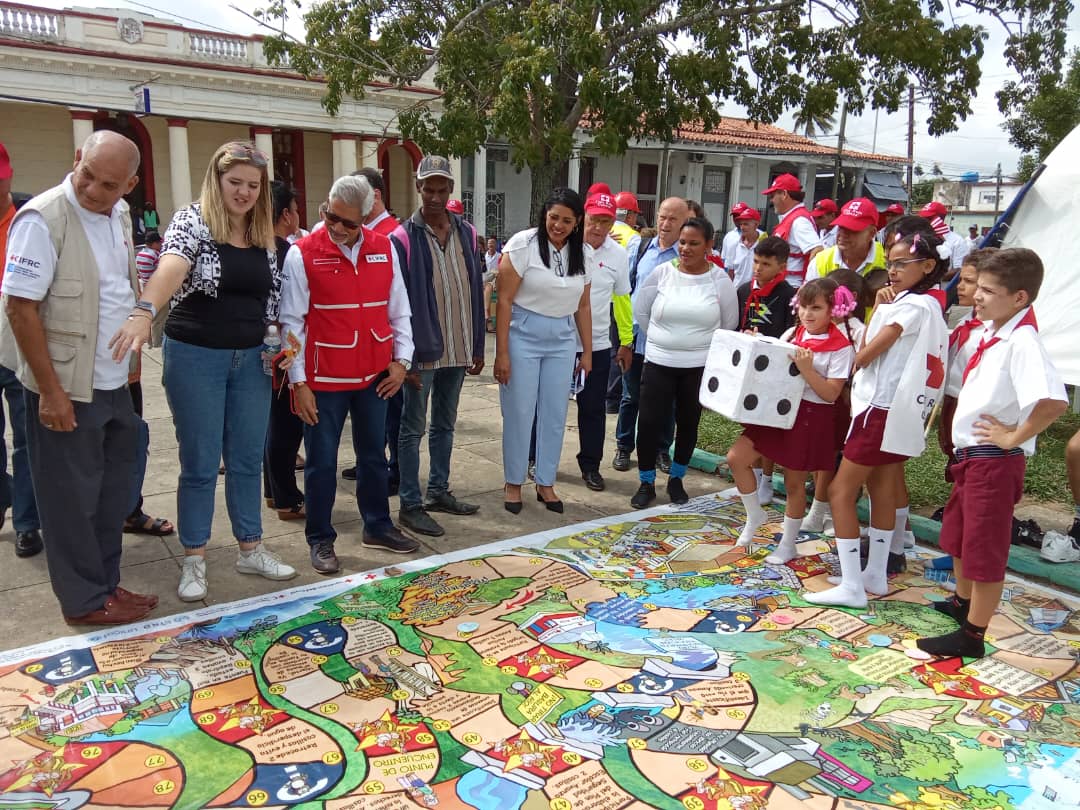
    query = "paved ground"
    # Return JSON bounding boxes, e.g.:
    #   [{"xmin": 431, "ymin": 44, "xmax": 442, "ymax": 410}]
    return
[{"xmin": 0, "ymin": 344, "xmax": 726, "ymax": 648}]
